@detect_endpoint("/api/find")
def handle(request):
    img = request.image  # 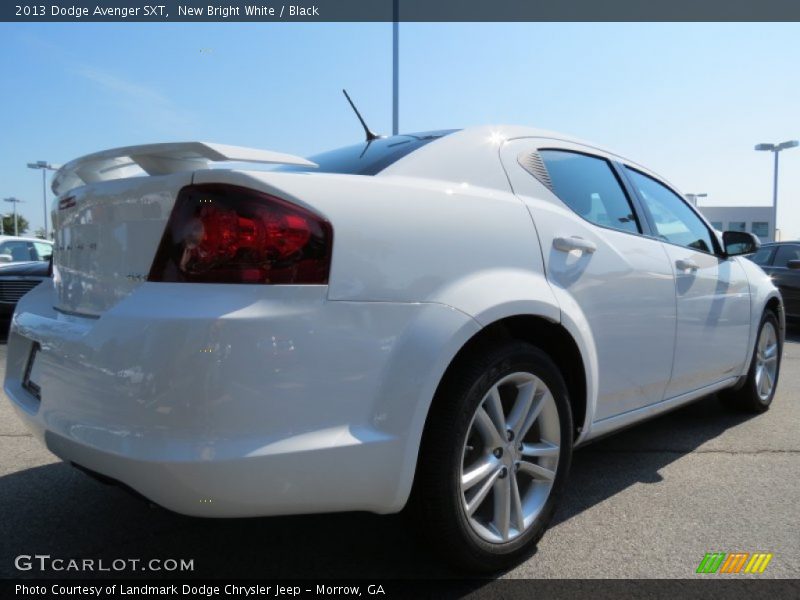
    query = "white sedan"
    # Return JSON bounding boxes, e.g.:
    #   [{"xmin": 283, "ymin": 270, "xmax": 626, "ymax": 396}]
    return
[{"xmin": 4, "ymin": 126, "xmax": 784, "ymax": 571}]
